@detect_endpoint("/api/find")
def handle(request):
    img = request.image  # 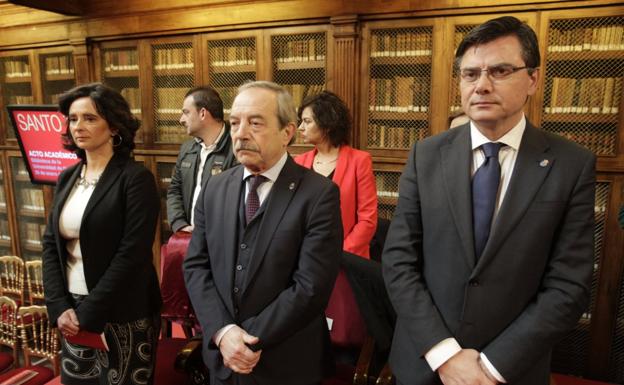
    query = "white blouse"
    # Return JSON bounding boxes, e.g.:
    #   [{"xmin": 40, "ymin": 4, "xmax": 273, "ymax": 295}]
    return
[{"xmin": 59, "ymin": 168, "xmax": 98, "ymax": 295}]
